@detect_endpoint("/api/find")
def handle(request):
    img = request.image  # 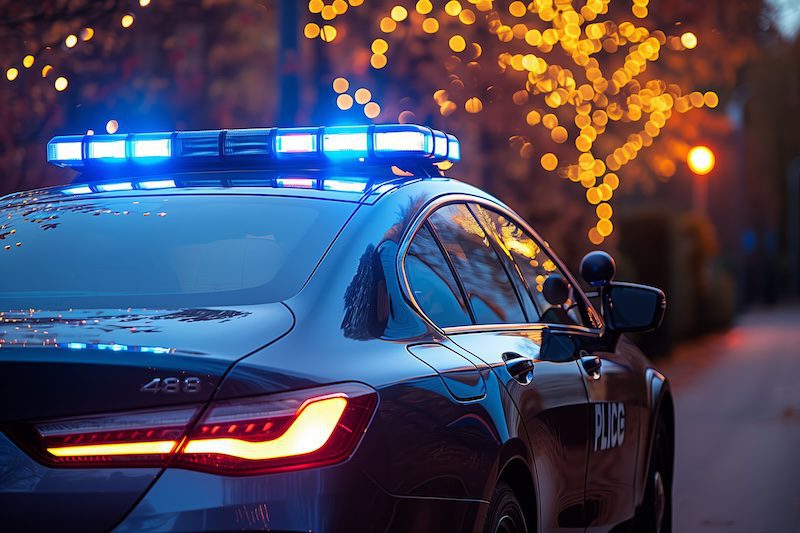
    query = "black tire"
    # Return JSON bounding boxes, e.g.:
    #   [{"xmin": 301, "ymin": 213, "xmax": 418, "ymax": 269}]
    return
[
  {"xmin": 635, "ymin": 415, "xmax": 672, "ymax": 532},
  {"xmin": 483, "ymin": 481, "xmax": 528, "ymax": 533}
]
